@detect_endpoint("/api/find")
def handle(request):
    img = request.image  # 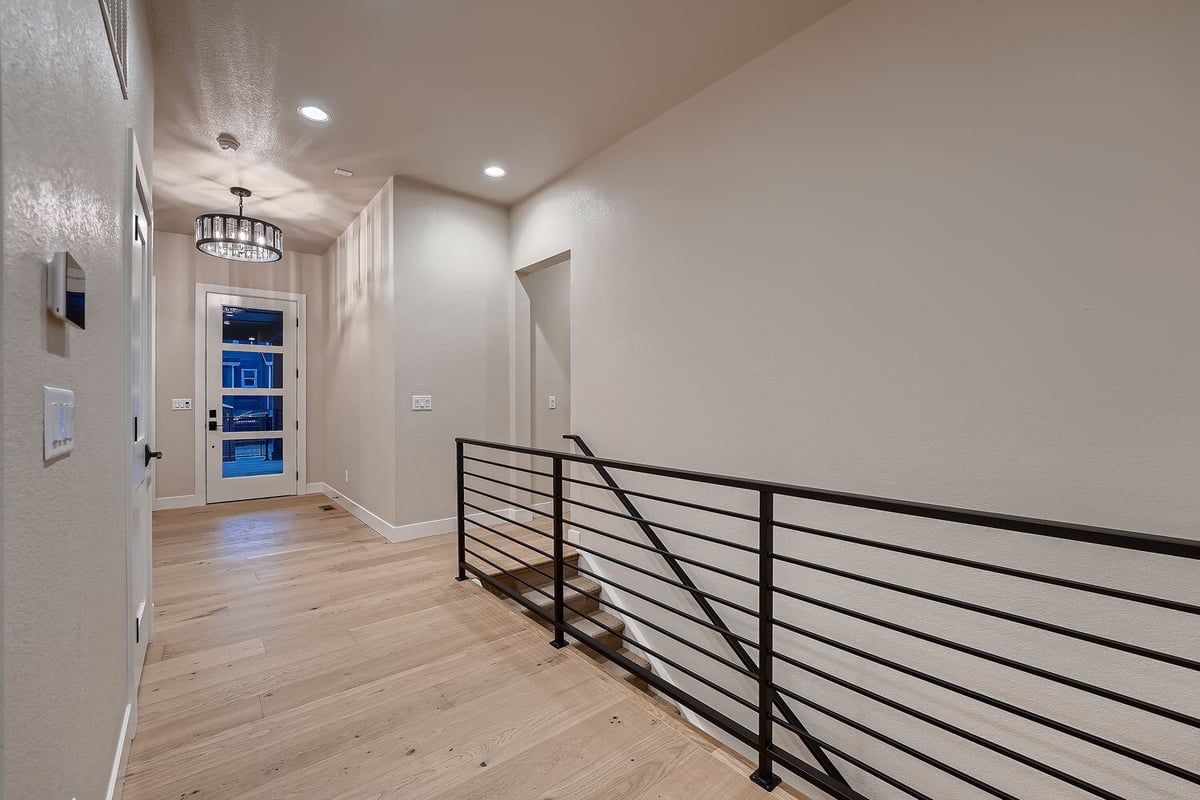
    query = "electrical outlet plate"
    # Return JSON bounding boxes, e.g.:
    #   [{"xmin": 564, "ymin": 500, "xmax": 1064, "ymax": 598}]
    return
[
  {"xmin": 412, "ymin": 395, "xmax": 432, "ymax": 411},
  {"xmin": 548, "ymin": 395, "xmax": 557, "ymax": 409}
]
